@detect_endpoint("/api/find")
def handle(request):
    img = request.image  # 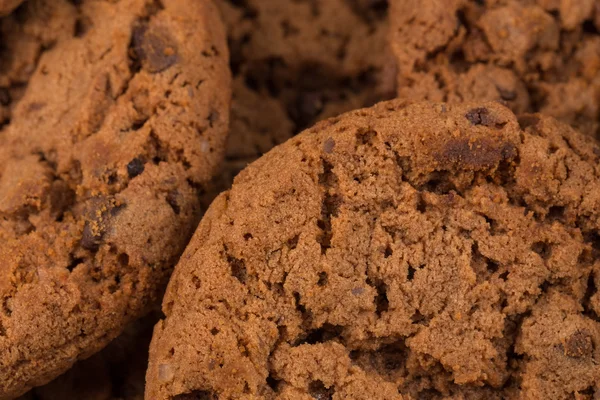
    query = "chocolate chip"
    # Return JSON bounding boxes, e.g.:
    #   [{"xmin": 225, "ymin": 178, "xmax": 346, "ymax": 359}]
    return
[
  {"xmin": 80, "ymin": 198, "xmax": 124, "ymax": 251},
  {"xmin": 437, "ymin": 138, "xmax": 516, "ymax": 169},
  {"xmin": 127, "ymin": 157, "xmax": 145, "ymax": 178},
  {"xmin": 81, "ymin": 220, "xmax": 103, "ymax": 251},
  {"xmin": 562, "ymin": 330, "xmax": 593, "ymax": 358},
  {"xmin": 166, "ymin": 190, "xmax": 180, "ymax": 215},
  {"xmin": 317, "ymin": 271, "xmax": 328, "ymax": 286},
  {"xmin": 110, "ymin": 203, "xmax": 127, "ymax": 217},
  {"xmin": 74, "ymin": 16, "xmax": 92, "ymax": 38},
  {"xmin": 323, "ymin": 137, "xmax": 335, "ymax": 153},
  {"xmin": 500, "ymin": 142, "xmax": 517, "ymax": 160},
  {"xmin": 465, "ymin": 108, "xmax": 491, "ymax": 126},
  {"xmin": 132, "ymin": 24, "xmax": 179, "ymax": 73}
]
